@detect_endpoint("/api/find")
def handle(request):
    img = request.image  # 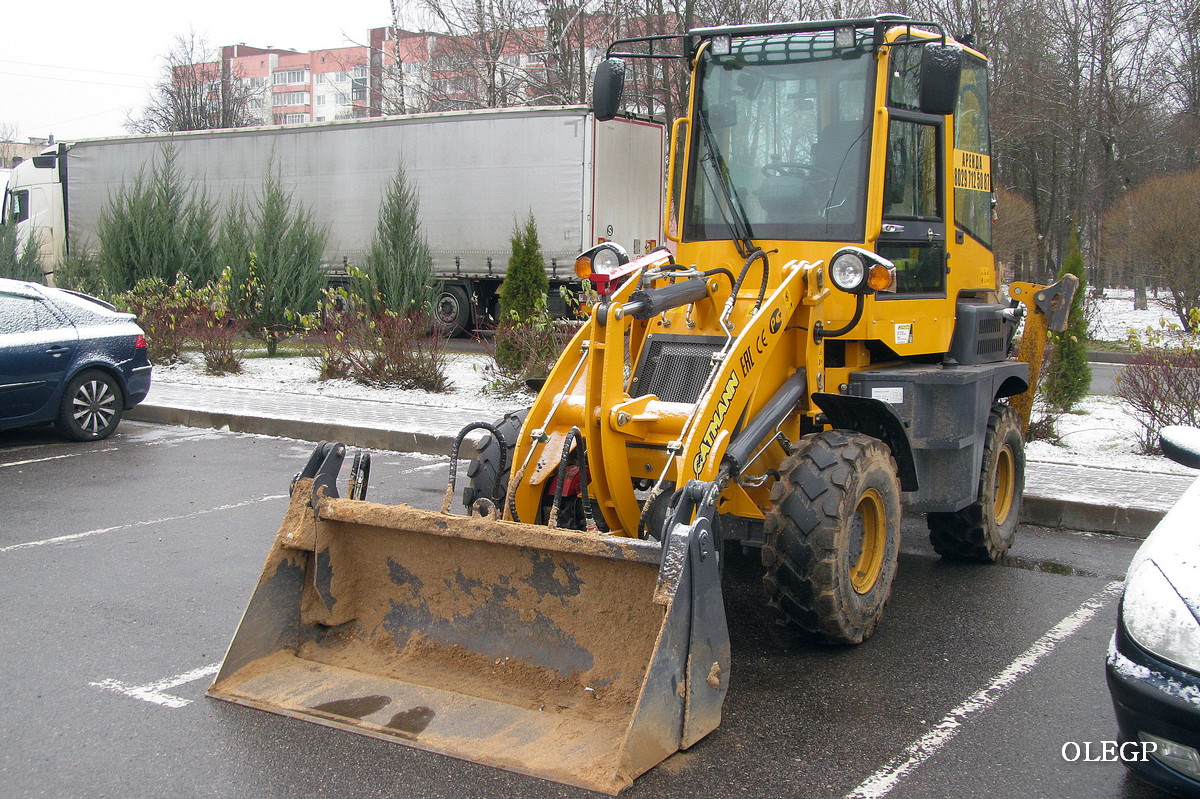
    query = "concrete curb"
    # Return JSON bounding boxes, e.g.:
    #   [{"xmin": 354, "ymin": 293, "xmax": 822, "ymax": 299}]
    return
[
  {"xmin": 1021, "ymin": 496, "xmax": 1162, "ymax": 538},
  {"xmin": 127, "ymin": 402, "xmax": 1174, "ymax": 537},
  {"xmin": 127, "ymin": 404, "xmax": 456, "ymax": 457},
  {"xmin": 1087, "ymin": 350, "xmax": 1135, "ymax": 365}
]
